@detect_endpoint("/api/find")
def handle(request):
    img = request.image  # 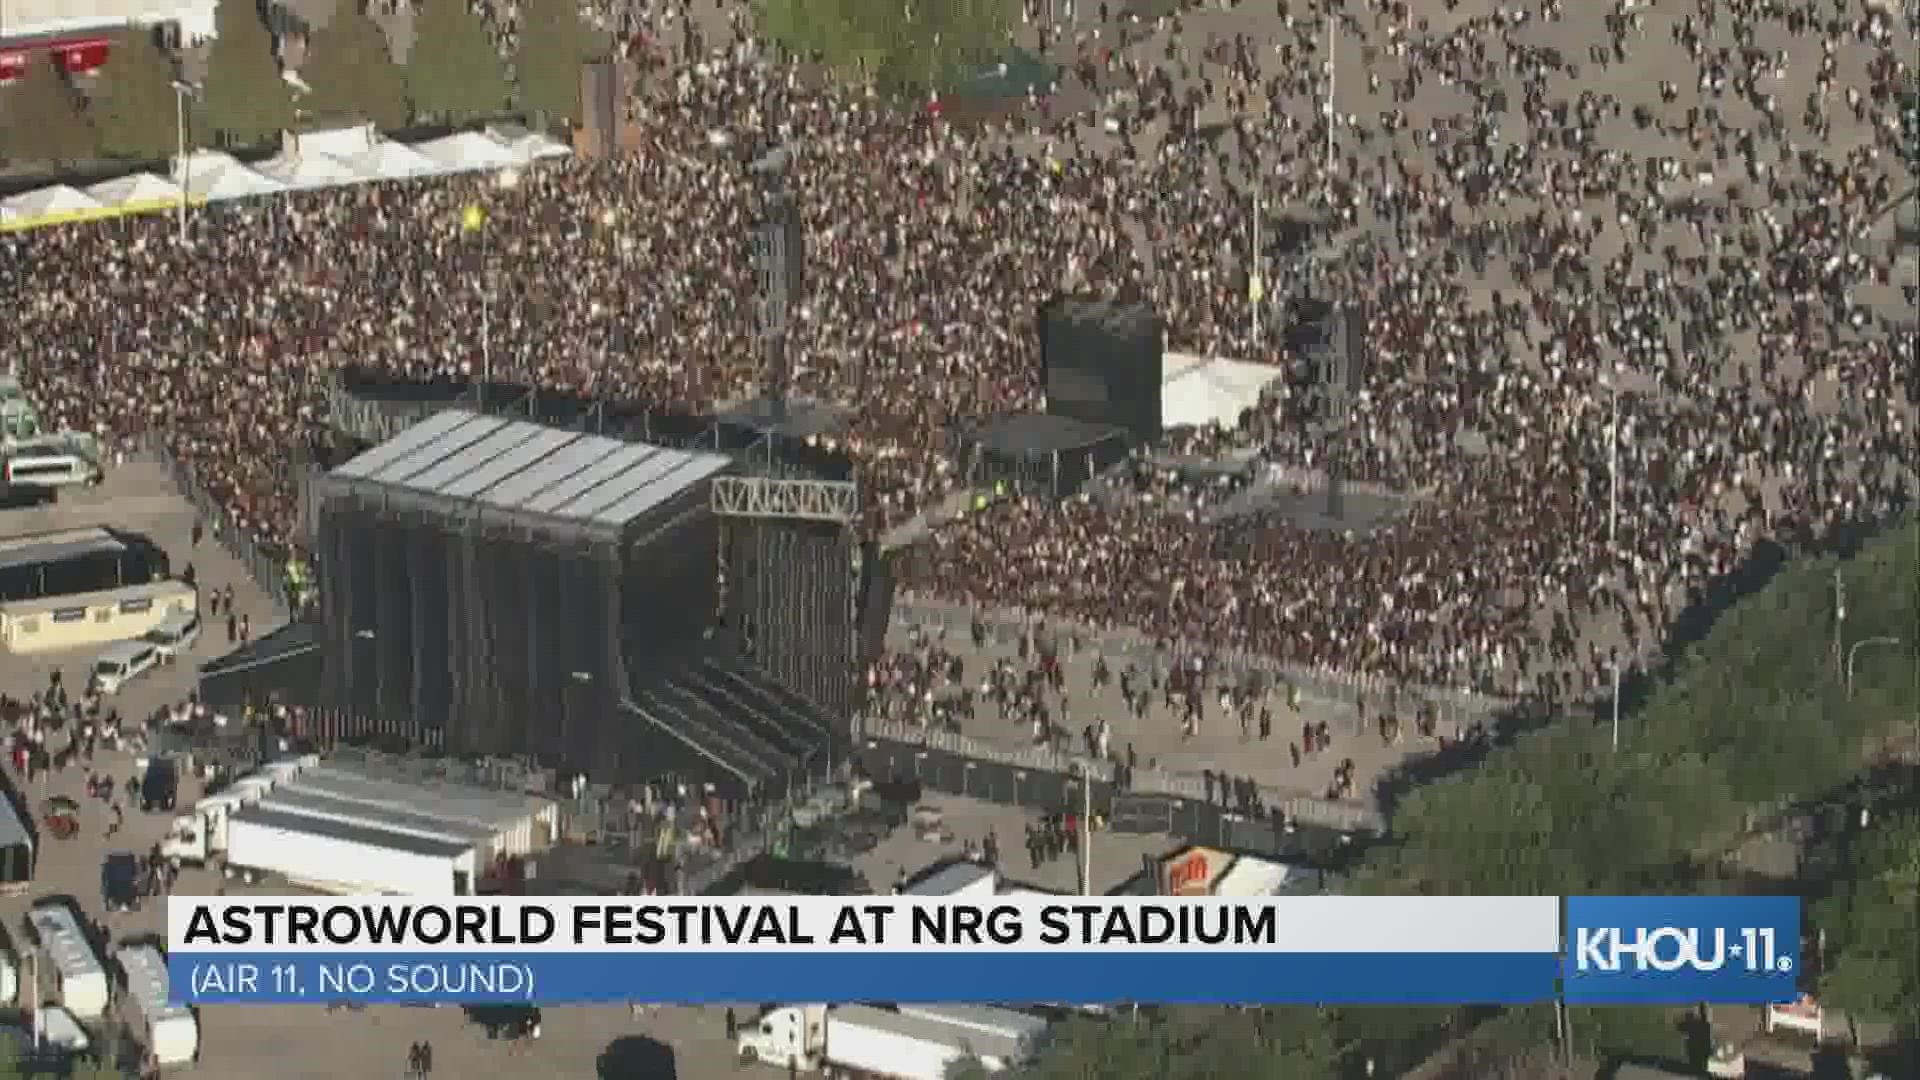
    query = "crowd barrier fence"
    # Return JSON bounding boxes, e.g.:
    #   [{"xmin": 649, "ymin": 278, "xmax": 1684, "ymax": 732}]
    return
[
  {"xmin": 862, "ymin": 717, "xmax": 1386, "ymax": 834},
  {"xmin": 891, "ymin": 595, "xmax": 1513, "ymax": 726},
  {"xmin": 136, "ymin": 432, "xmax": 292, "ymax": 616}
]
